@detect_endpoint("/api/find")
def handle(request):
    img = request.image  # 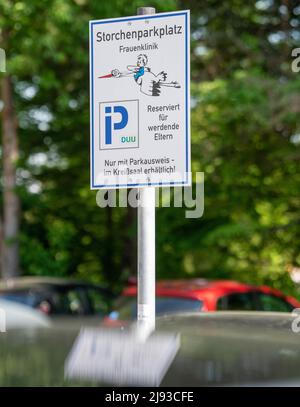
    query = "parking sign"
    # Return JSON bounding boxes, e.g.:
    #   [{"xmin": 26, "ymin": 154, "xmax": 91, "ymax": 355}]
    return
[{"xmin": 90, "ymin": 10, "xmax": 190, "ymax": 189}]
